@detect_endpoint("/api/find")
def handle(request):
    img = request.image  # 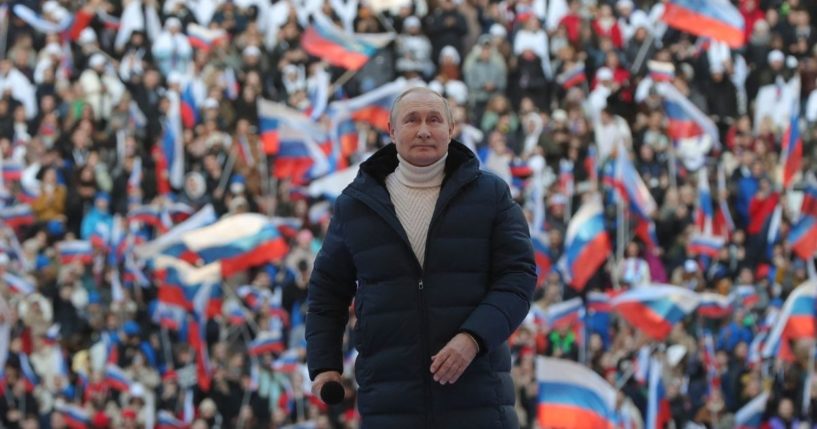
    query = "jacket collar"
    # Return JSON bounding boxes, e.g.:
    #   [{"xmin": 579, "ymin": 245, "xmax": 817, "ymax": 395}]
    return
[{"xmin": 354, "ymin": 140, "xmax": 478, "ymax": 188}]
